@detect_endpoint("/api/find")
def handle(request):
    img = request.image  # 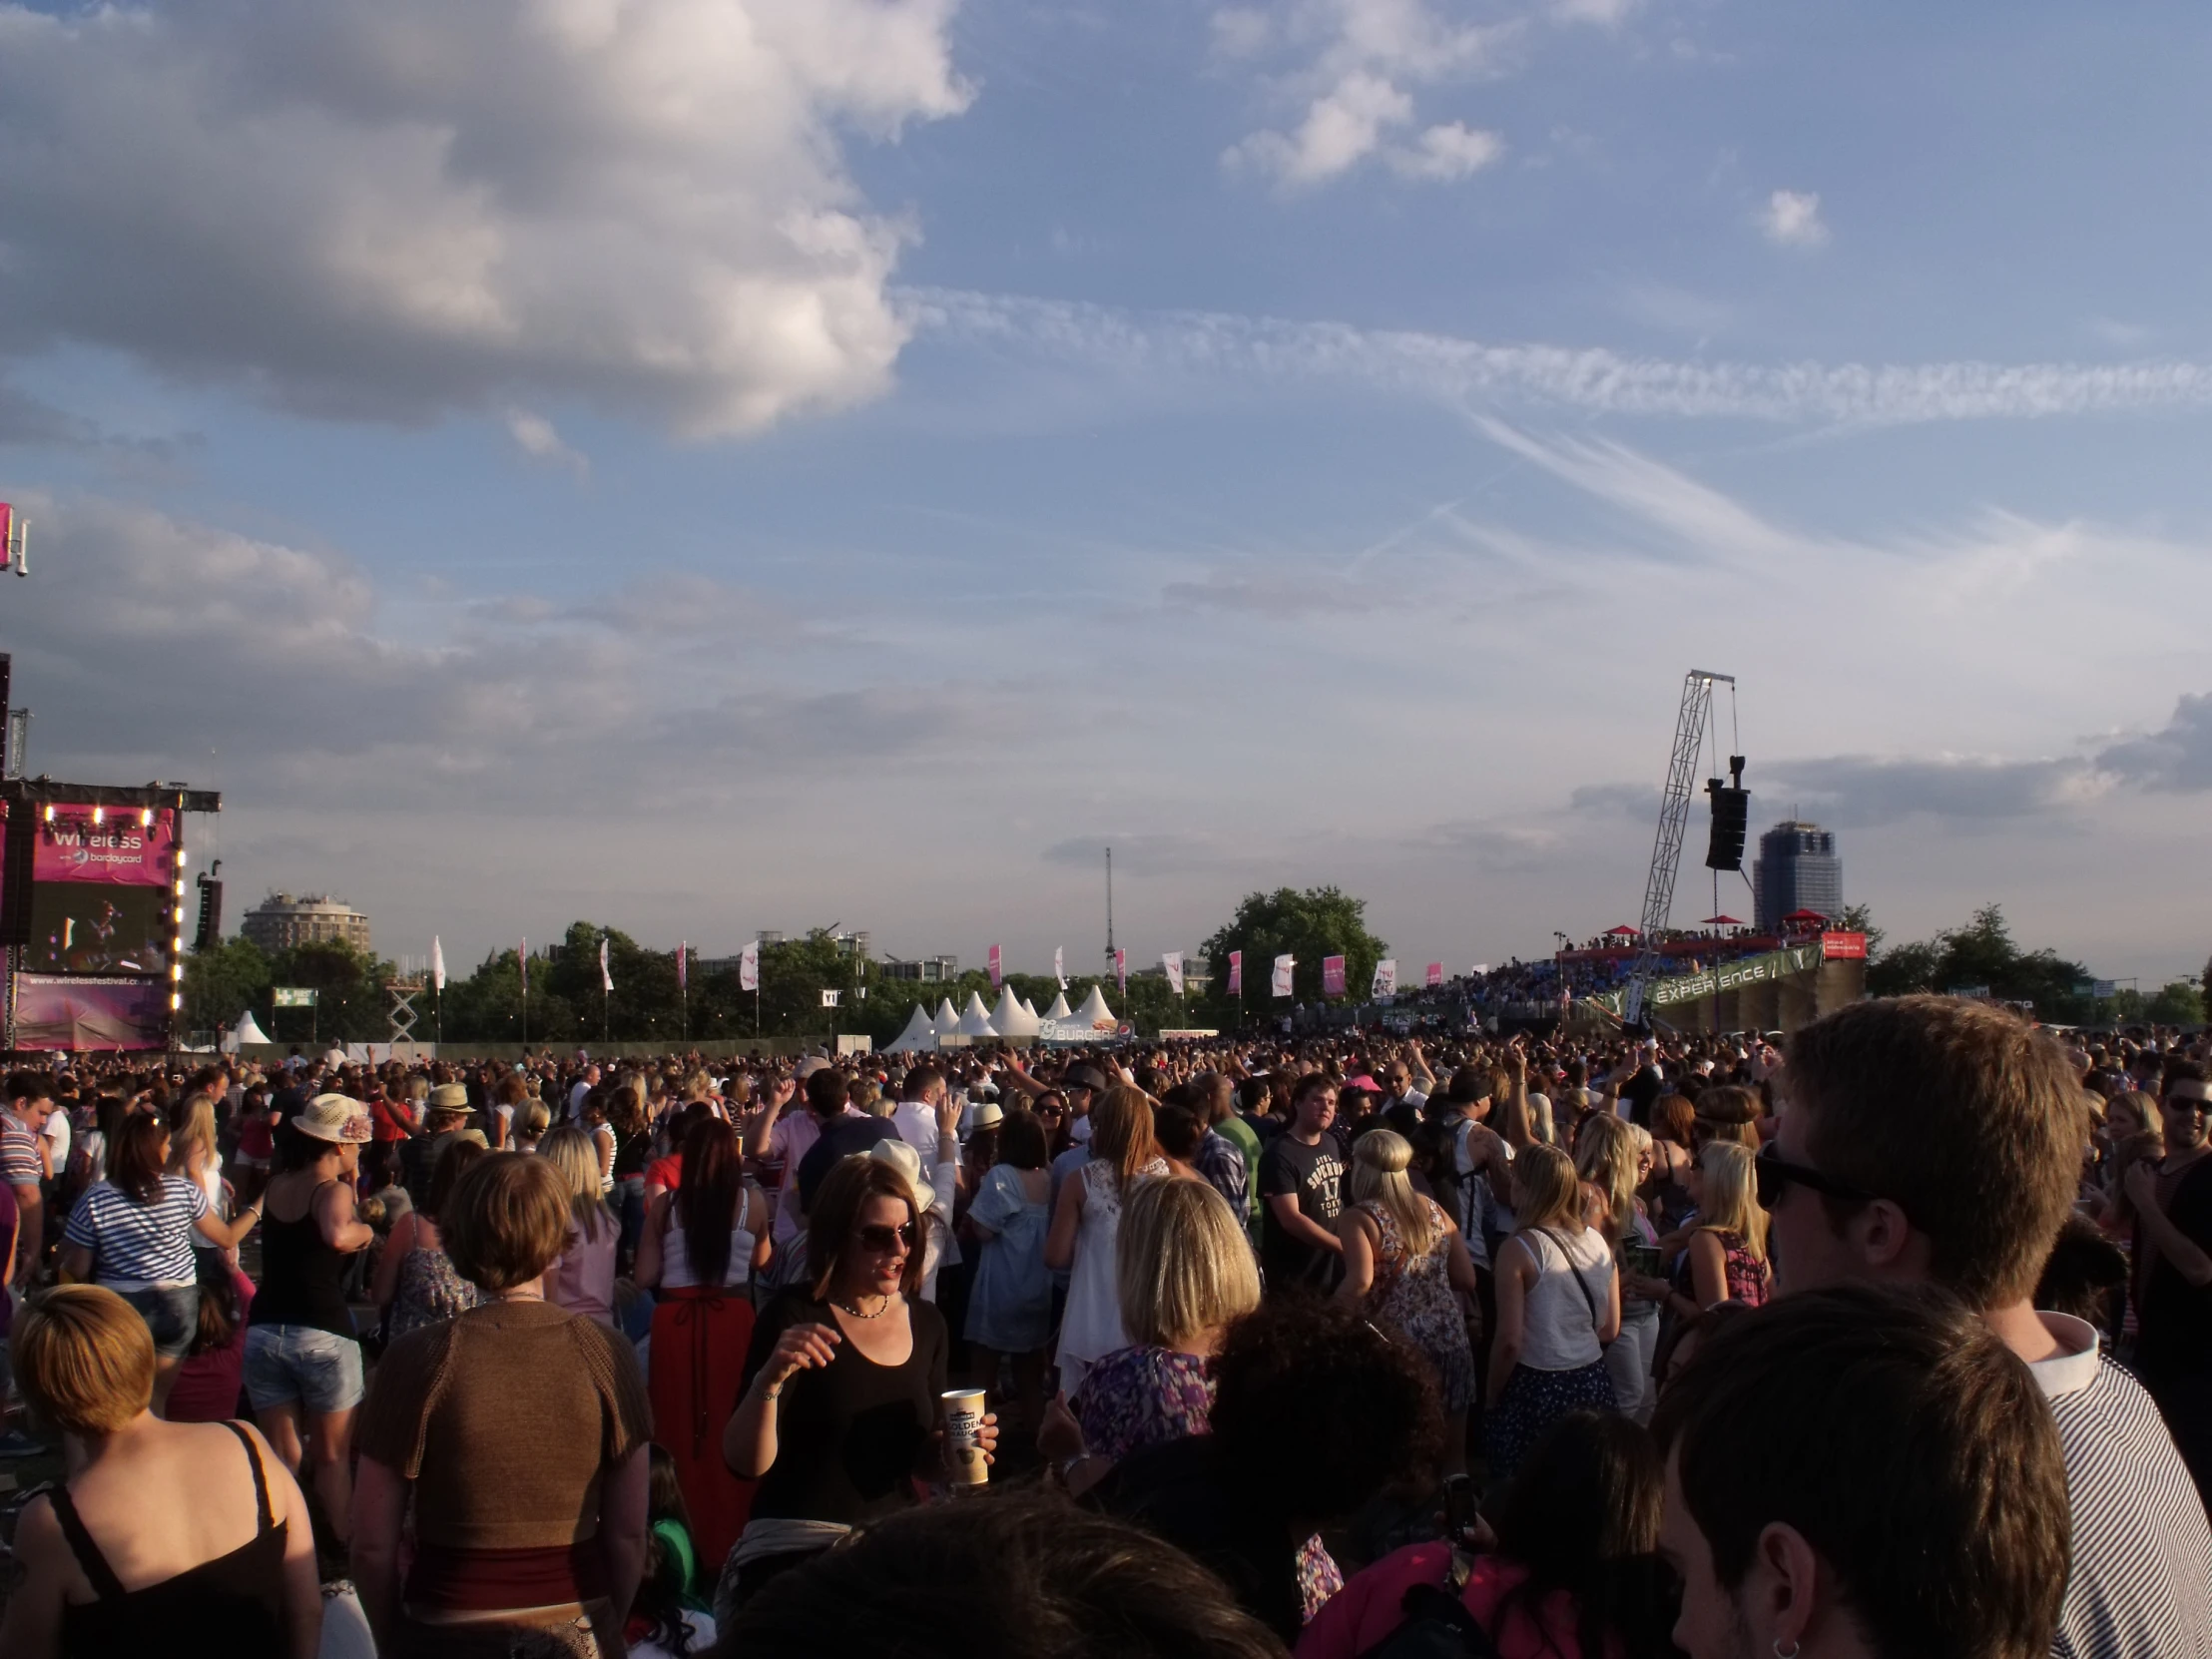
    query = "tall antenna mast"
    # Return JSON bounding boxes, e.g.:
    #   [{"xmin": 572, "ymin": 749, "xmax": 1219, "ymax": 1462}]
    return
[{"xmin": 1104, "ymin": 845, "xmax": 1115, "ymax": 972}]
